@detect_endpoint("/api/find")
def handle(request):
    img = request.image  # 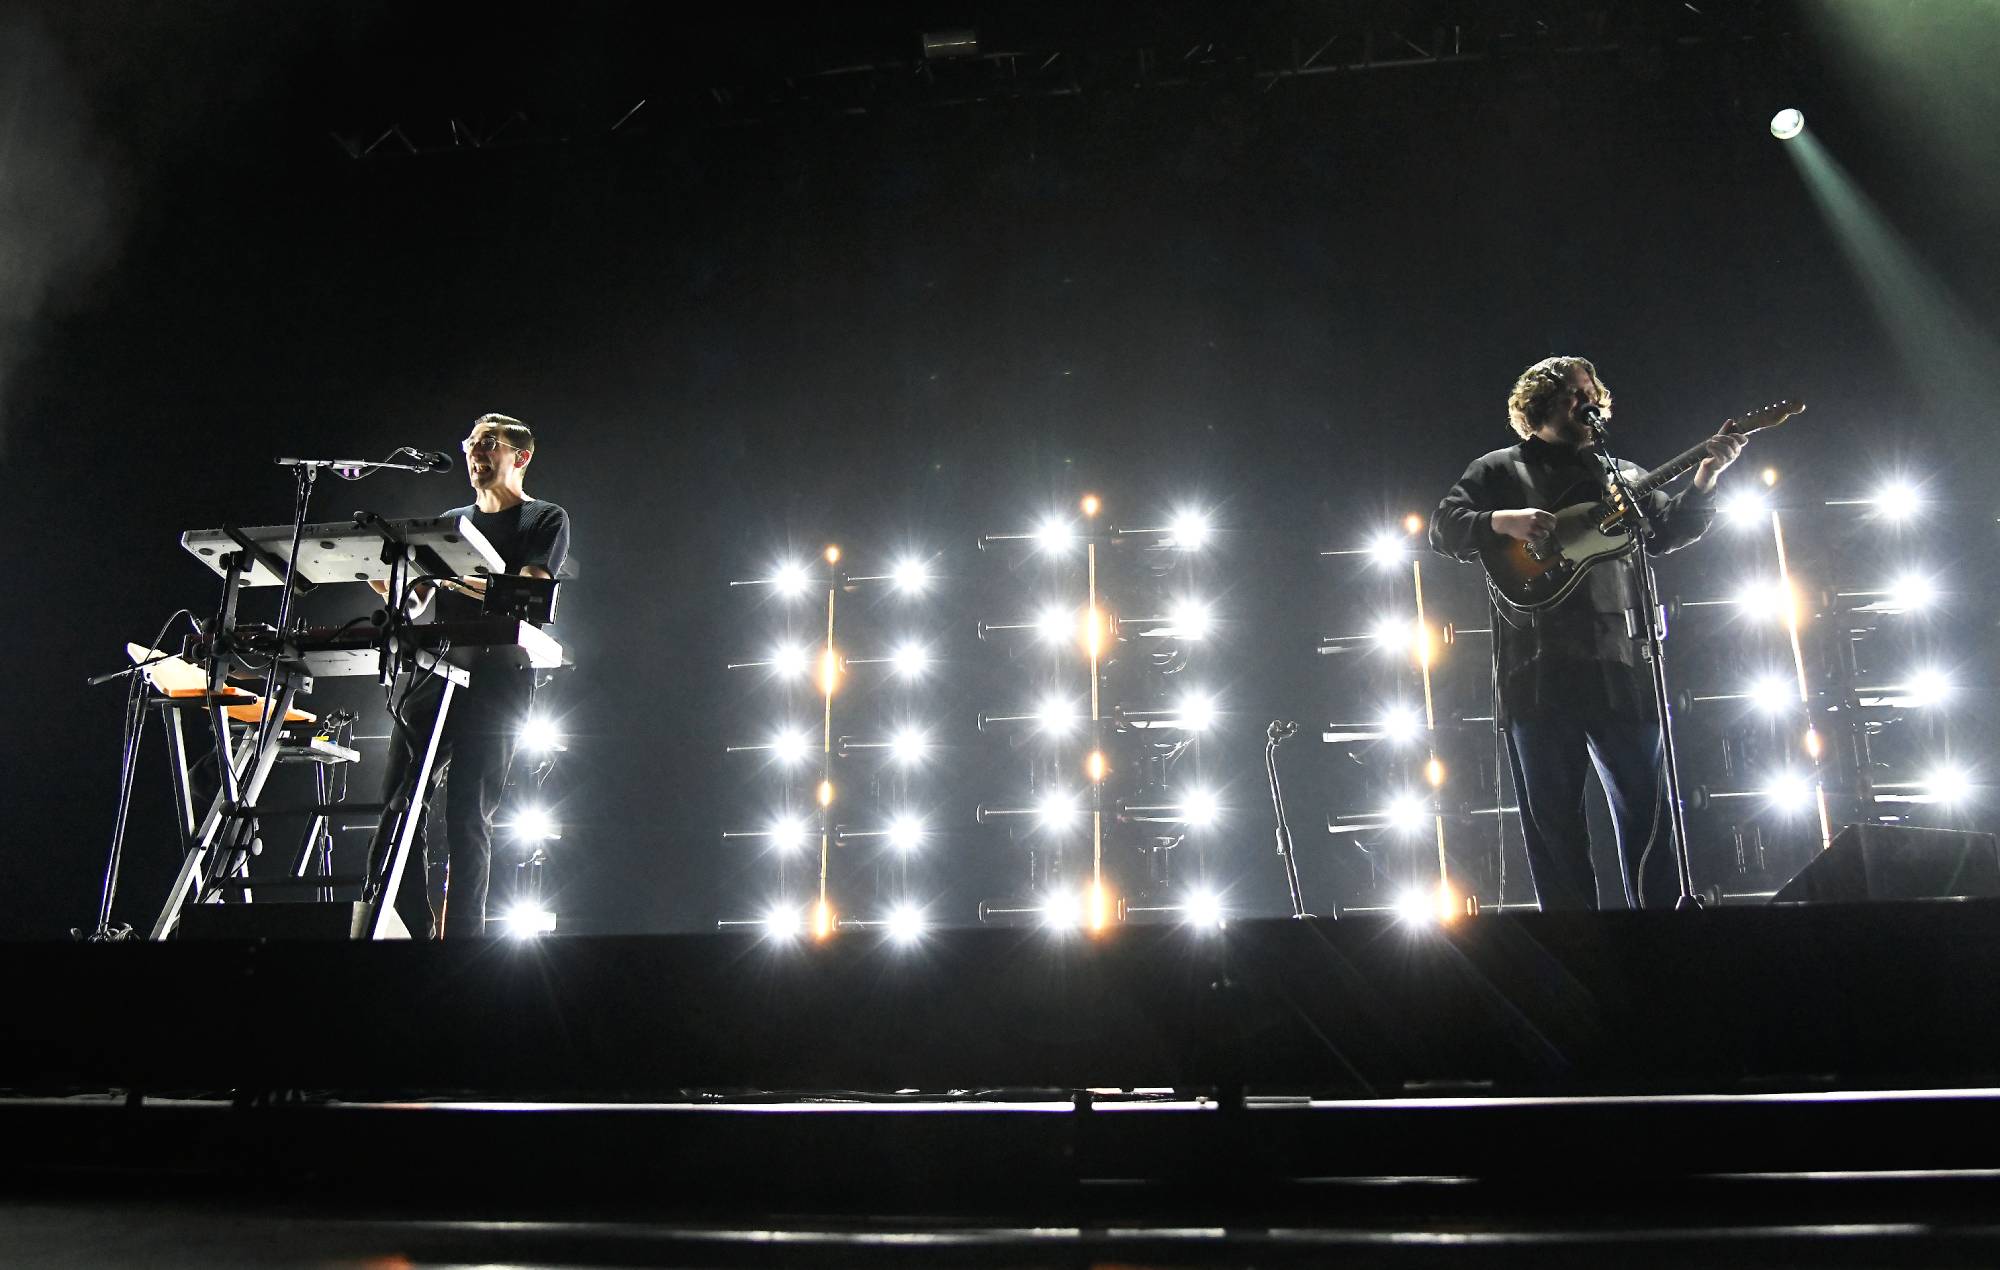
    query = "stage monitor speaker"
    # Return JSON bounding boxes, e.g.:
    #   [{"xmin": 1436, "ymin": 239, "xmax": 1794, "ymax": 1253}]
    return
[
  {"xmin": 175, "ymin": 901, "xmax": 411, "ymax": 940},
  {"xmin": 1771, "ymin": 823, "xmax": 2000, "ymax": 904}
]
